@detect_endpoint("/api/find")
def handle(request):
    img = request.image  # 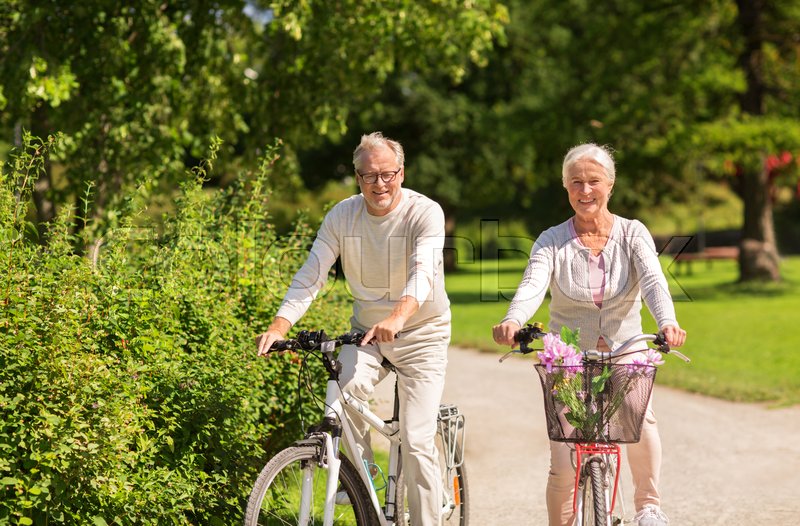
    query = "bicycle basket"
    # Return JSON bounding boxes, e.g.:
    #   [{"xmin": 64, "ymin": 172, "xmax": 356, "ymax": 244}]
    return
[{"xmin": 535, "ymin": 362, "xmax": 656, "ymax": 443}]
